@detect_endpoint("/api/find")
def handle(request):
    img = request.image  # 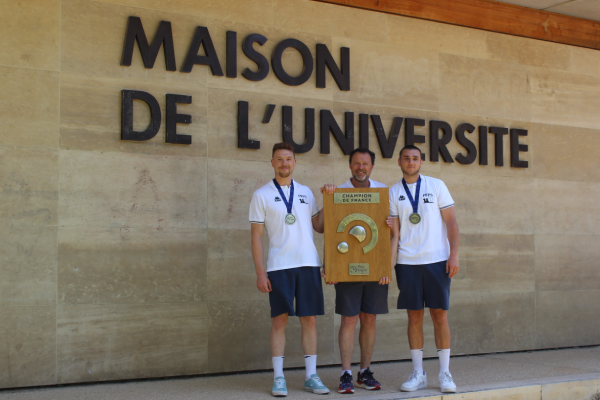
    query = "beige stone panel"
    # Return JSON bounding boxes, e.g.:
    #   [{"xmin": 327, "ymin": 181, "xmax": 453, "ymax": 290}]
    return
[
  {"xmin": 443, "ymin": 385, "xmax": 541, "ymax": 400},
  {"xmin": 449, "ymin": 292, "xmax": 536, "ymax": 355},
  {"xmin": 207, "ymin": 299, "xmax": 334, "ymax": 373},
  {"xmin": 61, "ymin": 0, "xmax": 208, "ymax": 85},
  {"xmin": 0, "ymin": 0, "xmax": 60, "ymax": 71},
  {"xmin": 533, "ymin": 178, "xmax": 600, "ymax": 236},
  {"xmin": 536, "ymin": 290, "xmax": 600, "ymax": 348},
  {"xmin": 529, "ymin": 66, "xmax": 600, "ymax": 129},
  {"xmin": 0, "ymin": 146, "xmax": 58, "ymax": 227},
  {"xmin": 0, "ymin": 67, "xmax": 59, "ymax": 148},
  {"xmin": 436, "ymin": 112, "xmax": 532, "ymax": 179},
  {"xmin": 532, "ymin": 123, "xmax": 600, "ymax": 183},
  {"xmin": 440, "ymin": 54, "xmax": 531, "ymax": 122},
  {"xmin": 58, "ymin": 227, "xmax": 206, "ymax": 304},
  {"xmin": 486, "ymin": 32, "xmax": 570, "ymax": 71},
  {"xmin": 0, "ymin": 225, "xmax": 56, "ymax": 306},
  {"xmin": 387, "ymin": 14, "xmax": 488, "ymax": 60},
  {"xmin": 542, "ymin": 379, "xmax": 600, "ymax": 400},
  {"xmin": 570, "ymin": 45, "xmax": 600, "ymax": 77},
  {"xmin": 58, "ymin": 150, "xmax": 207, "ymax": 229},
  {"xmin": 454, "ymin": 234, "xmax": 535, "ymax": 295},
  {"xmin": 207, "ymin": 88, "xmax": 336, "ymax": 164},
  {"xmin": 535, "ymin": 235, "xmax": 600, "ymax": 292},
  {"xmin": 273, "ymin": 0, "xmax": 388, "ymax": 44},
  {"xmin": 206, "ymin": 19, "xmax": 335, "ymax": 101},
  {"xmin": 57, "ymin": 302, "xmax": 207, "ymax": 383},
  {"xmin": 440, "ymin": 173, "xmax": 534, "ymax": 235},
  {"xmin": 332, "ymin": 37, "xmax": 440, "ymax": 112},
  {"xmin": 207, "ymin": 158, "xmax": 333, "ymax": 230},
  {"xmin": 0, "ymin": 305, "xmax": 56, "ymax": 388},
  {"xmin": 95, "ymin": 0, "xmax": 274, "ymax": 27},
  {"xmin": 60, "ymin": 73, "xmax": 207, "ymax": 157}
]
